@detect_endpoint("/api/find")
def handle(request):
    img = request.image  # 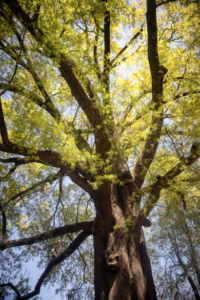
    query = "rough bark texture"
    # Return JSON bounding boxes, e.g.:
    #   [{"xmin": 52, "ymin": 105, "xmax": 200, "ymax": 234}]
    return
[{"xmin": 92, "ymin": 181, "xmax": 157, "ymax": 300}]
